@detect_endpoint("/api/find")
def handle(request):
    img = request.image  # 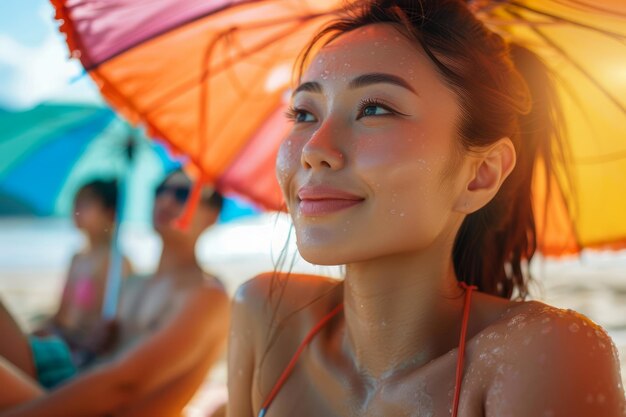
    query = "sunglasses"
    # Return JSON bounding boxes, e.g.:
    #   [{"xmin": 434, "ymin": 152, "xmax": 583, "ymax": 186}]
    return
[{"xmin": 155, "ymin": 184, "xmax": 190, "ymax": 204}]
